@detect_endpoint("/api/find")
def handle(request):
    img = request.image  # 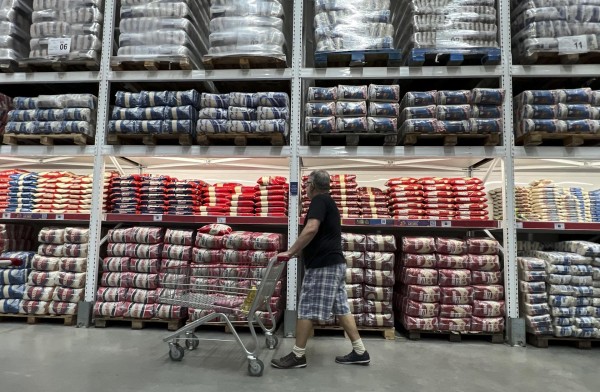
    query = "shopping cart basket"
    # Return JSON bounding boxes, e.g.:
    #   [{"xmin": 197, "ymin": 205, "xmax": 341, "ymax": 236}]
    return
[{"xmin": 160, "ymin": 255, "xmax": 288, "ymax": 376}]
